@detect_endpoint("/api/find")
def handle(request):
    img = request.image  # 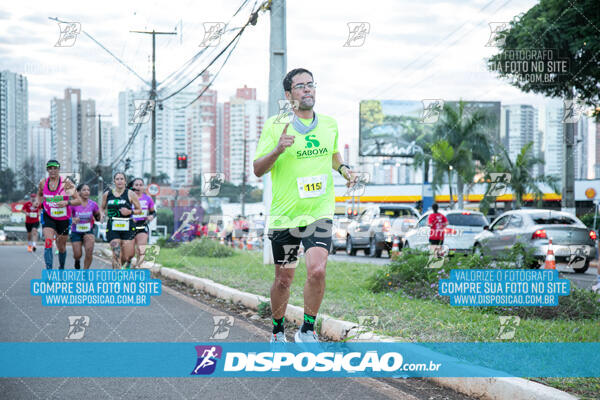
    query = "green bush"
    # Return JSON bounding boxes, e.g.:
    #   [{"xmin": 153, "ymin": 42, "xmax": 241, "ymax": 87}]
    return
[
  {"xmin": 156, "ymin": 237, "xmax": 179, "ymax": 249},
  {"xmin": 181, "ymin": 237, "xmax": 234, "ymax": 258},
  {"xmin": 369, "ymin": 248, "xmax": 600, "ymax": 320}
]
